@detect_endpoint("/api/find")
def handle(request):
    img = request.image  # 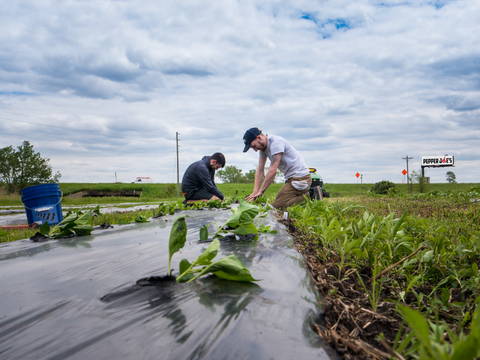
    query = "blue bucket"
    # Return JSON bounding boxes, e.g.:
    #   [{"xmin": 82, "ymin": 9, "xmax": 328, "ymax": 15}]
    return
[{"xmin": 21, "ymin": 184, "xmax": 64, "ymax": 225}]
